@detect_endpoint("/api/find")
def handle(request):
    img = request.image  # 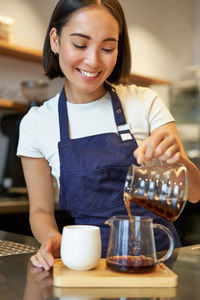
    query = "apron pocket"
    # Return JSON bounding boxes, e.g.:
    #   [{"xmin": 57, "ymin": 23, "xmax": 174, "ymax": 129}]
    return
[{"xmin": 59, "ymin": 166, "xmax": 128, "ymax": 215}]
